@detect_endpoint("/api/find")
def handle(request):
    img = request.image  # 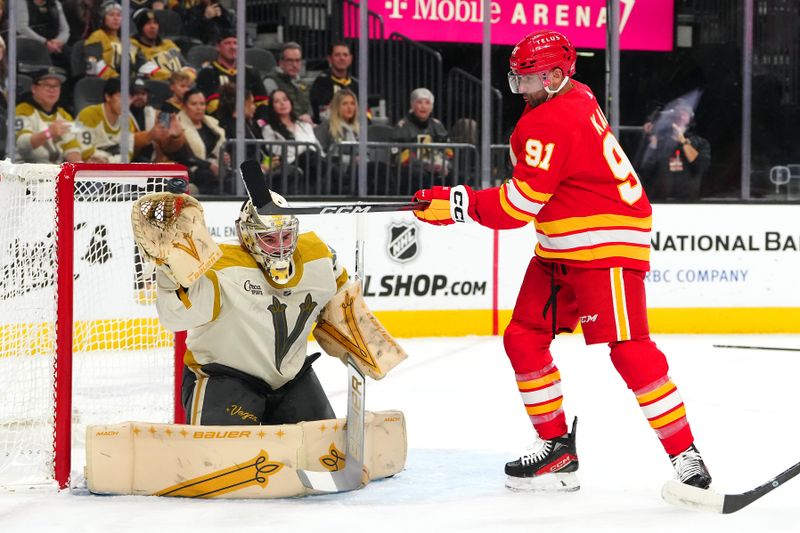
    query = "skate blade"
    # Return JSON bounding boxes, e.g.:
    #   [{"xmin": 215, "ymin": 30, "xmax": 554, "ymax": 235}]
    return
[{"xmin": 505, "ymin": 472, "xmax": 580, "ymax": 493}]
